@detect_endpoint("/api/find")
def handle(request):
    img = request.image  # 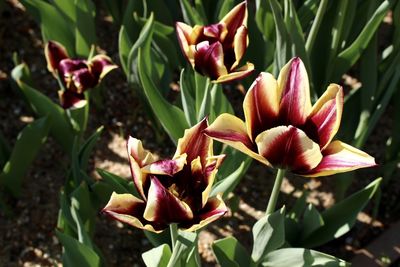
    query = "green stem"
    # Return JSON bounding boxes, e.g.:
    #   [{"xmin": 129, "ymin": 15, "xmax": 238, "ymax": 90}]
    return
[
  {"xmin": 170, "ymin": 223, "xmax": 178, "ymax": 248},
  {"xmin": 265, "ymin": 168, "xmax": 286, "ymax": 214}
]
